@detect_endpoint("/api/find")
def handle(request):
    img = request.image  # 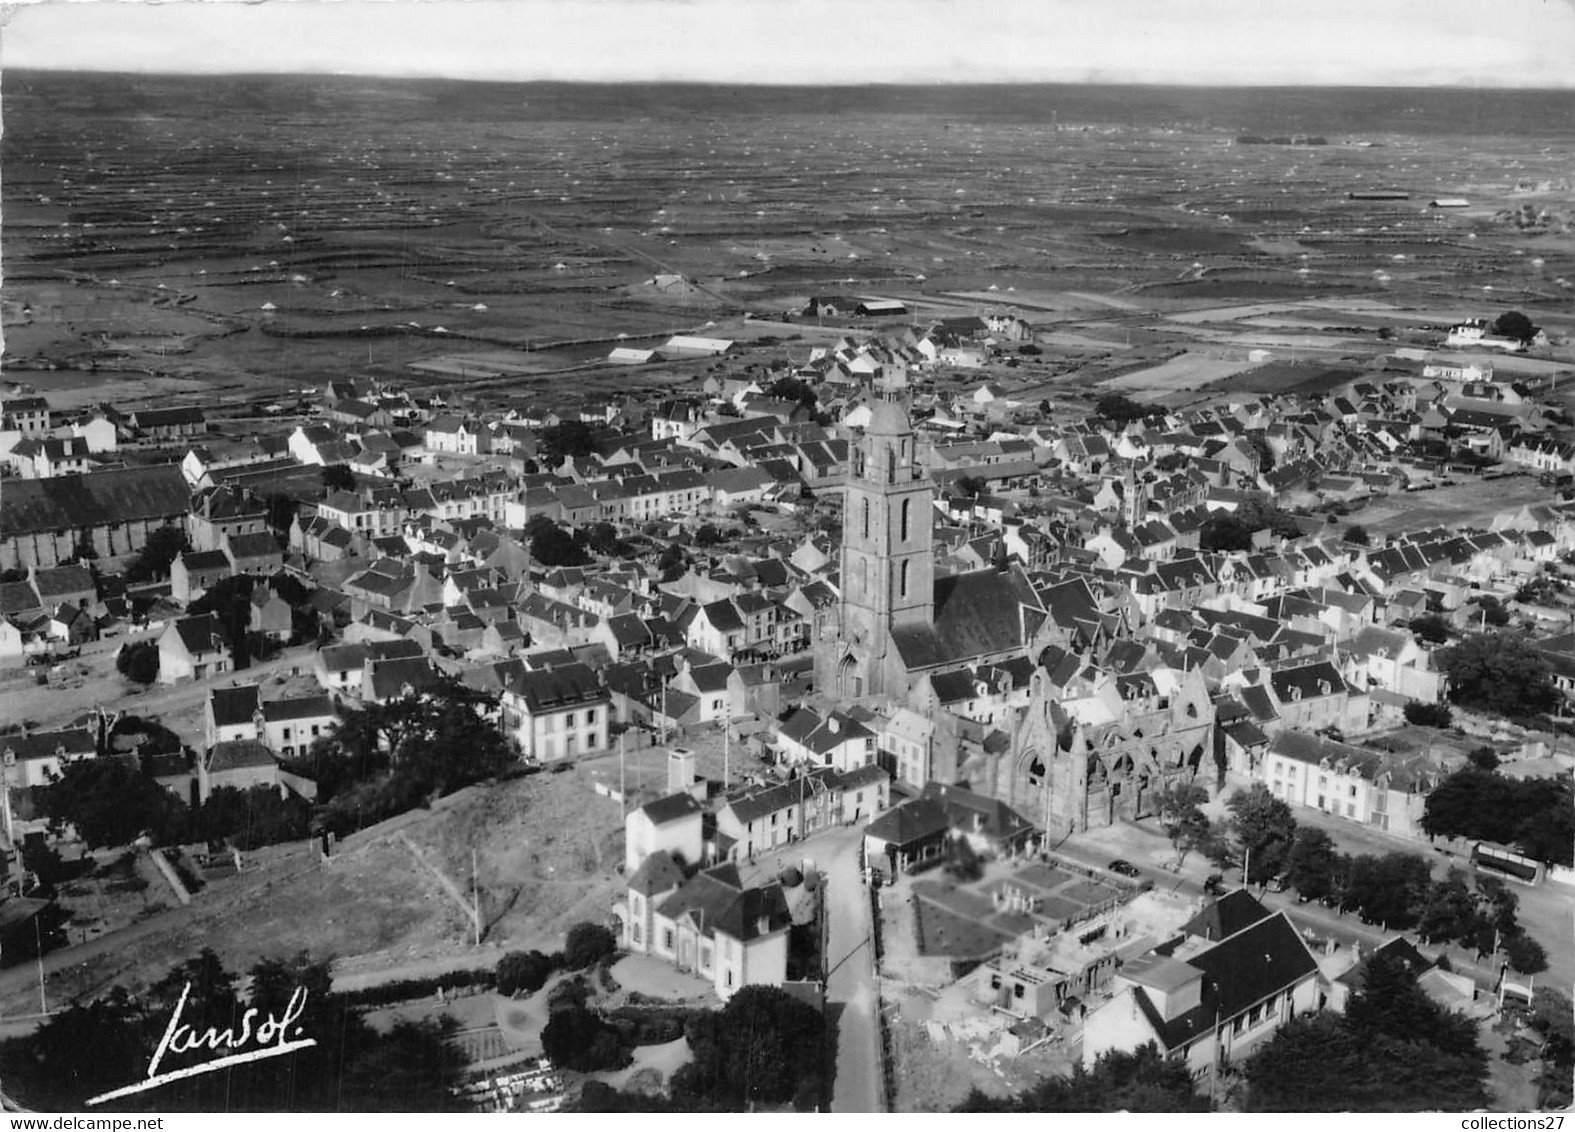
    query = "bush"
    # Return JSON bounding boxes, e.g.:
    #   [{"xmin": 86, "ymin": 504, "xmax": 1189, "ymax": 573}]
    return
[
  {"xmin": 546, "ymin": 974, "xmax": 591, "ymax": 1014},
  {"xmin": 1403, "ymin": 701, "xmax": 1453, "ymax": 728},
  {"xmin": 563, "ymin": 921, "xmax": 618, "ymax": 970},
  {"xmin": 336, "ymin": 967, "xmax": 495, "ymax": 1008},
  {"xmin": 497, "ymin": 949, "xmax": 557, "ymax": 996},
  {"xmin": 116, "ymin": 641, "xmax": 160, "ymax": 685}
]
